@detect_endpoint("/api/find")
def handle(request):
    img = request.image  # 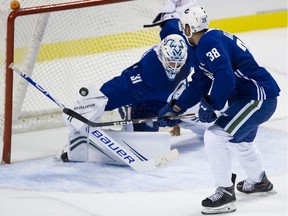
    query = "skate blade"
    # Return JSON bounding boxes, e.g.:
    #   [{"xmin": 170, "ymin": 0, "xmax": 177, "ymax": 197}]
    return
[
  {"xmin": 201, "ymin": 202, "xmax": 236, "ymax": 215},
  {"xmin": 241, "ymin": 189, "xmax": 277, "ymax": 196}
]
